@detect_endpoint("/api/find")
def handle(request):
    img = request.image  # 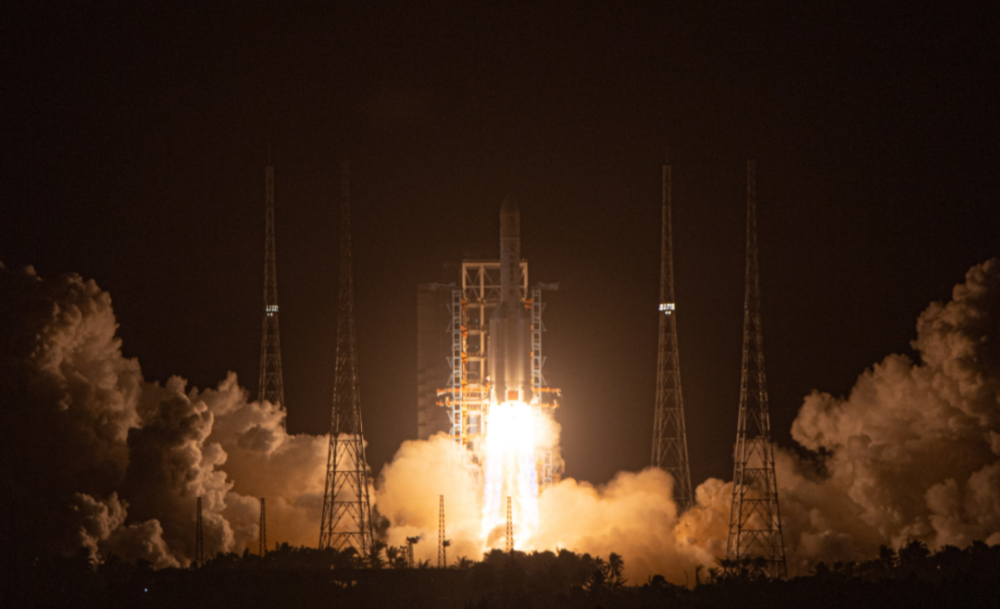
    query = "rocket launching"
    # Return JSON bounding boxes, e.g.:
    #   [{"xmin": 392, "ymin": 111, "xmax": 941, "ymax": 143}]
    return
[
  {"xmin": 481, "ymin": 196, "xmax": 543, "ymax": 545},
  {"xmin": 430, "ymin": 196, "xmax": 561, "ymax": 550},
  {"xmin": 489, "ymin": 196, "xmax": 531, "ymax": 406}
]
